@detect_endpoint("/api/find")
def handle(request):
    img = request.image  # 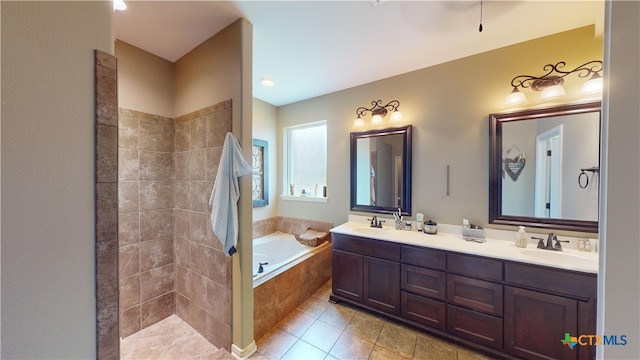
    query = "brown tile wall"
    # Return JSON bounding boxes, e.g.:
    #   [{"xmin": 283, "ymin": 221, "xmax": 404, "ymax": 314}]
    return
[
  {"xmin": 118, "ymin": 108, "xmax": 176, "ymax": 338},
  {"xmin": 173, "ymin": 100, "xmax": 233, "ymax": 351},
  {"xmin": 252, "ymin": 217, "xmax": 333, "ymax": 340},
  {"xmin": 95, "ymin": 50, "xmax": 120, "ymax": 360}
]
